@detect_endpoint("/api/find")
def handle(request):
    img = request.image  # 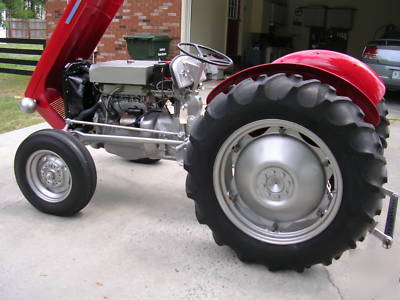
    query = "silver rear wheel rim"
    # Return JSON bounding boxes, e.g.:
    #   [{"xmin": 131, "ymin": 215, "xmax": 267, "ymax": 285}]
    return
[
  {"xmin": 213, "ymin": 119, "xmax": 343, "ymax": 245},
  {"xmin": 26, "ymin": 150, "xmax": 72, "ymax": 203}
]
